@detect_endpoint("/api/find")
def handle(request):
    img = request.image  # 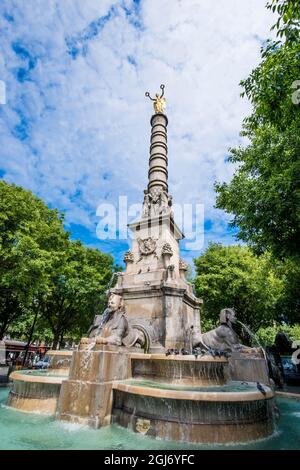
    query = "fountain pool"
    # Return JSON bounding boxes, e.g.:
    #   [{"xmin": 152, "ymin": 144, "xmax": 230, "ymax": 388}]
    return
[
  {"xmin": 1, "ymin": 388, "xmax": 299, "ymax": 450},
  {"xmin": 6, "ymin": 350, "xmax": 72, "ymax": 415}
]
